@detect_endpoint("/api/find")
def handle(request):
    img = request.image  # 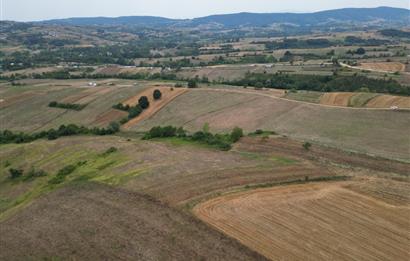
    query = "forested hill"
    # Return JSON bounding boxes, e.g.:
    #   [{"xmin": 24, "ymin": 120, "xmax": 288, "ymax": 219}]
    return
[{"xmin": 42, "ymin": 7, "xmax": 409, "ymax": 27}]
